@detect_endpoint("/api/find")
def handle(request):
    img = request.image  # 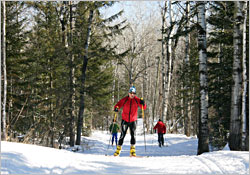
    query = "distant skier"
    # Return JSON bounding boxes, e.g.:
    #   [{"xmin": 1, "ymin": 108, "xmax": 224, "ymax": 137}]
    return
[
  {"xmin": 113, "ymin": 86, "xmax": 147, "ymax": 156},
  {"xmin": 153, "ymin": 119, "xmax": 166, "ymax": 147},
  {"xmin": 109, "ymin": 119, "xmax": 120, "ymax": 146}
]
